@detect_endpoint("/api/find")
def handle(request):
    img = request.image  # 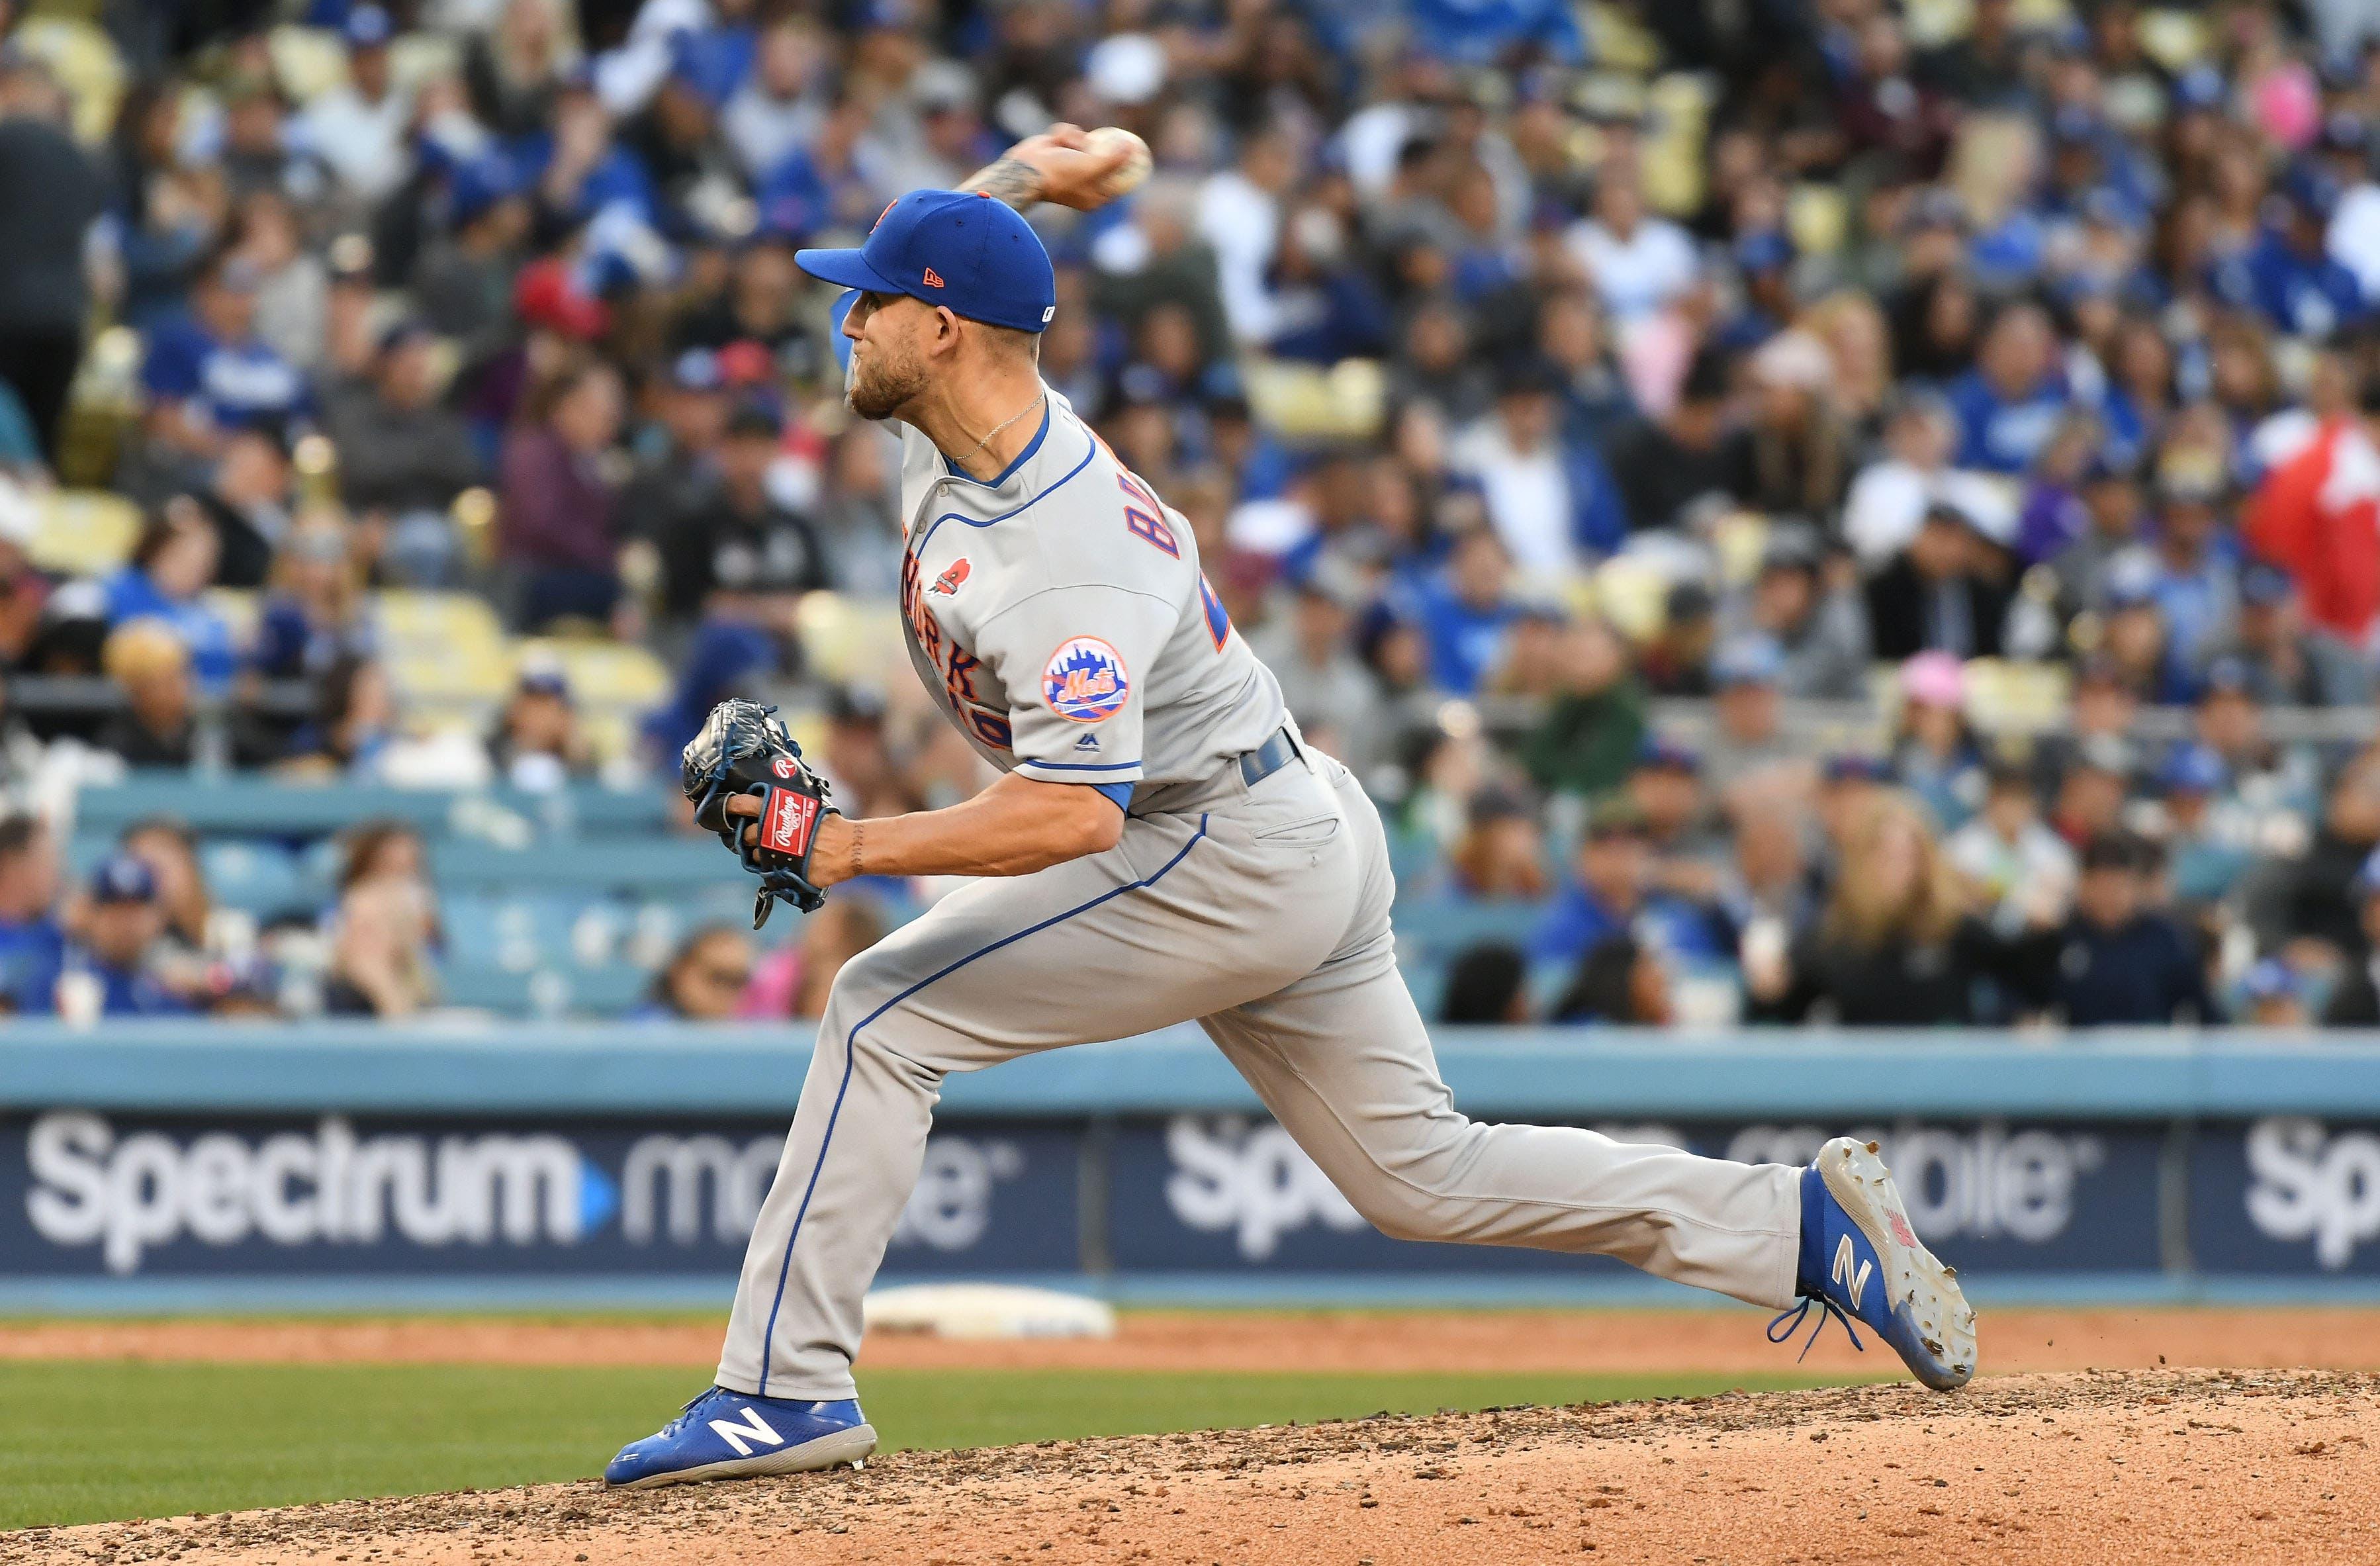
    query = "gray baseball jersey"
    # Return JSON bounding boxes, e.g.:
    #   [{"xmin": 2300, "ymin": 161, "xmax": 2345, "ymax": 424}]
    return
[
  {"xmin": 893, "ymin": 389, "xmax": 1283, "ymax": 810},
  {"xmin": 712, "ymin": 380, "xmax": 1807, "ymax": 1401}
]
